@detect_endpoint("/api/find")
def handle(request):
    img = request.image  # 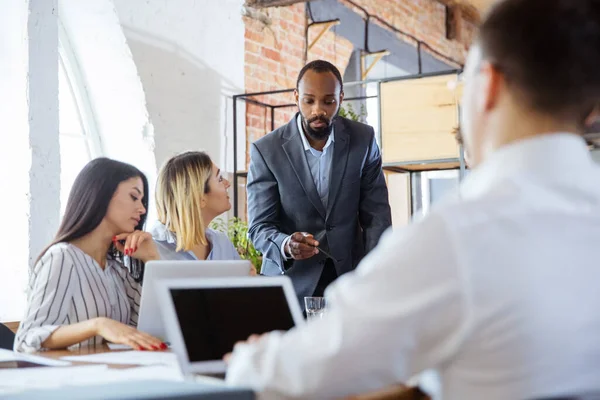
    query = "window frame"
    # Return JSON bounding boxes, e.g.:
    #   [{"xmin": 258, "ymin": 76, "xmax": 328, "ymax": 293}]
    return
[{"xmin": 58, "ymin": 20, "xmax": 103, "ymax": 158}]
